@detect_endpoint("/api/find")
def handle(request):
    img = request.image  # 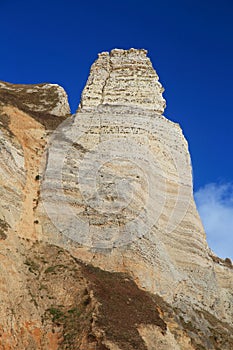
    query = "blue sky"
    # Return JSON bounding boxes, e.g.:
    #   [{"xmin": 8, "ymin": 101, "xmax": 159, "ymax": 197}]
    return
[{"xmin": 0, "ymin": 0, "xmax": 232, "ymax": 259}]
